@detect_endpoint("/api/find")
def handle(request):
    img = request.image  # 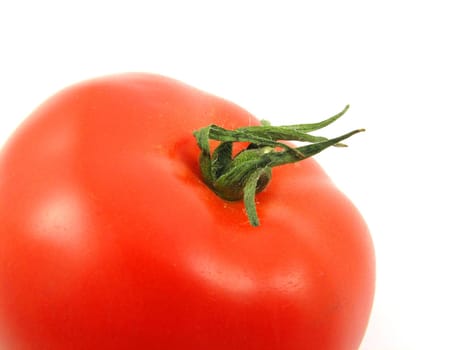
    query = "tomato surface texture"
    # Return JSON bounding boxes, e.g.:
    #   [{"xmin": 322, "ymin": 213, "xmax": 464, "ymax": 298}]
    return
[{"xmin": 0, "ymin": 74, "xmax": 375, "ymax": 349}]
